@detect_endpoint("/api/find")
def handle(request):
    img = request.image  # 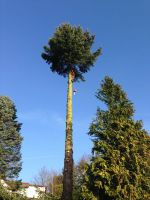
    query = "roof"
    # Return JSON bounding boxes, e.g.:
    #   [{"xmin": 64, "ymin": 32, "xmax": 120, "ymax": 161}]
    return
[
  {"xmin": 1, "ymin": 180, "xmax": 45, "ymax": 189},
  {"xmin": 21, "ymin": 182, "xmax": 45, "ymax": 188}
]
